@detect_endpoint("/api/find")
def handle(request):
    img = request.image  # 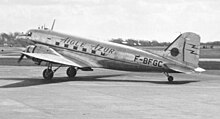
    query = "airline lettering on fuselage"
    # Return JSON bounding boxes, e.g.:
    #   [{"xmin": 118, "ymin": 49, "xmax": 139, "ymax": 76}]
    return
[
  {"xmin": 134, "ymin": 55, "xmax": 163, "ymax": 67},
  {"xmin": 61, "ymin": 37, "xmax": 82, "ymax": 46},
  {"xmin": 60, "ymin": 38, "xmax": 115, "ymax": 55},
  {"xmin": 93, "ymin": 44, "xmax": 115, "ymax": 54}
]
